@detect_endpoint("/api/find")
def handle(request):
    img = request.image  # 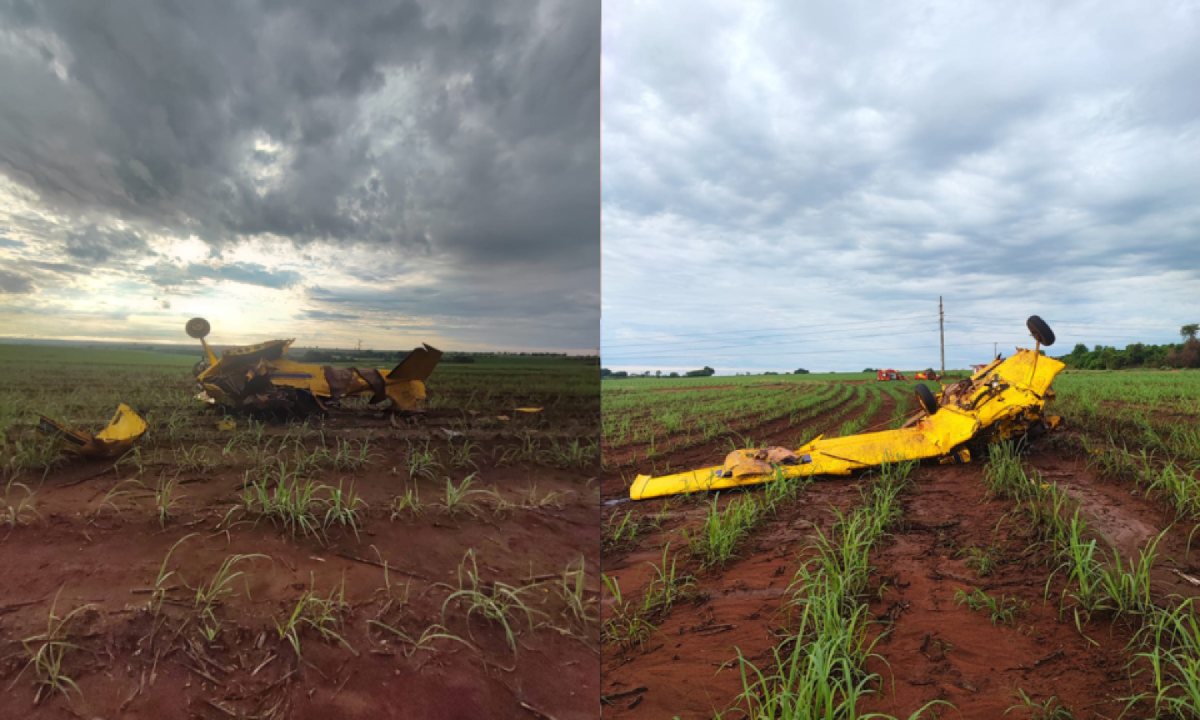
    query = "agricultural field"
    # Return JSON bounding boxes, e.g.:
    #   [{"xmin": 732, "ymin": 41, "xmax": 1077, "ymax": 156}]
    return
[
  {"xmin": 0, "ymin": 343, "xmax": 600, "ymax": 720},
  {"xmin": 600, "ymin": 369, "xmax": 1200, "ymax": 719}
]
